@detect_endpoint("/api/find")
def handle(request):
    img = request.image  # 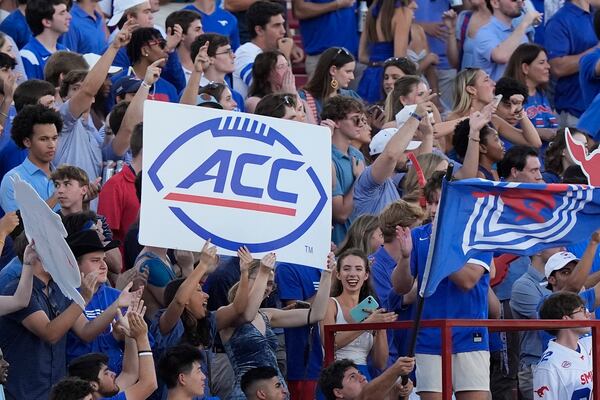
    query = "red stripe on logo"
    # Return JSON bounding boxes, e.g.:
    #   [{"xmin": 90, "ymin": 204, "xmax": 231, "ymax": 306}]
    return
[{"xmin": 164, "ymin": 192, "xmax": 297, "ymax": 216}]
